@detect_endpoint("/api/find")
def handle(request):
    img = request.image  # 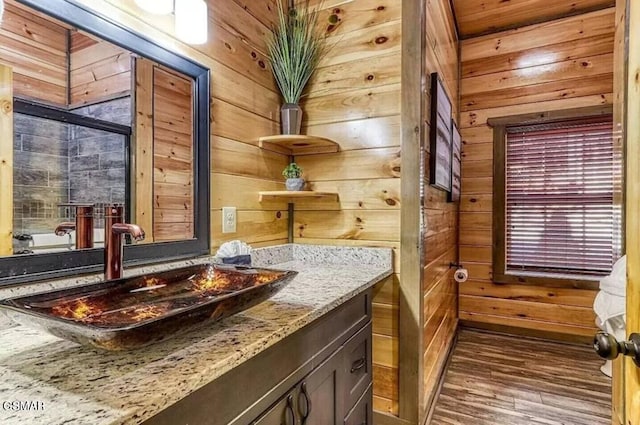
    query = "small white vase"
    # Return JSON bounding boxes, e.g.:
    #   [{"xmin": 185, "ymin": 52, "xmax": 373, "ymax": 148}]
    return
[{"xmin": 286, "ymin": 178, "xmax": 305, "ymax": 191}]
